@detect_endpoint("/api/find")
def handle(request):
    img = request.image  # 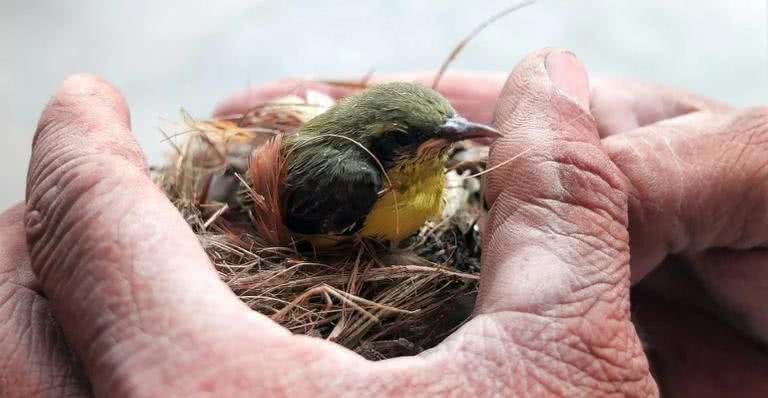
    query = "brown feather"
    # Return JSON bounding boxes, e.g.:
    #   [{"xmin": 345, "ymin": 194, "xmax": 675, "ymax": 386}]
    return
[{"xmin": 246, "ymin": 135, "xmax": 290, "ymax": 246}]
